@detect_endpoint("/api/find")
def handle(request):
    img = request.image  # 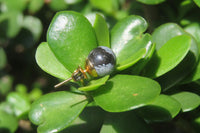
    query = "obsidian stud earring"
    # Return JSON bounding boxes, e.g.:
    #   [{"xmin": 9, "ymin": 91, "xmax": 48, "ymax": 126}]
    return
[{"xmin": 54, "ymin": 46, "xmax": 116, "ymax": 88}]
